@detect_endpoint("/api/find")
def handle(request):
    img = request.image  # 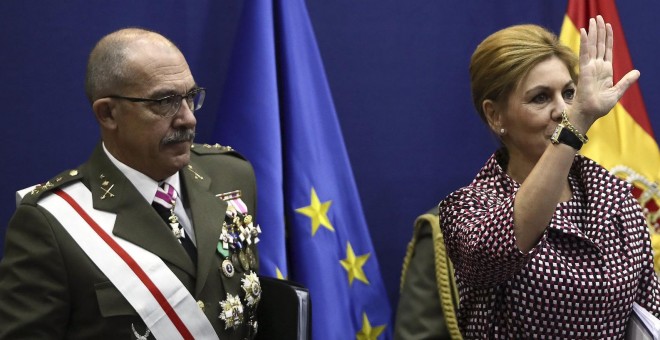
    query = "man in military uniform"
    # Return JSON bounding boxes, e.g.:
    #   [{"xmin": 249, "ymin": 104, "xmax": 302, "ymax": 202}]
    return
[{"xmin": 0, "ymin": 28, "xmax": 261, "ymax": 339}]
